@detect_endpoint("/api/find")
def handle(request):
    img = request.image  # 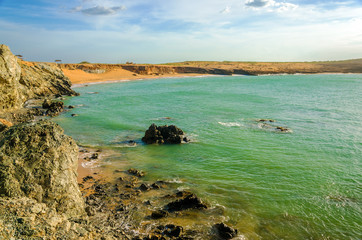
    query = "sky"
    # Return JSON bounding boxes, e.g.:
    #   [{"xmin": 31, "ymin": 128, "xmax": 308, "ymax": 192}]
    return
[{"xmin": 0, "ymin": 0, "xmax": 362, "ymax": 63}]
